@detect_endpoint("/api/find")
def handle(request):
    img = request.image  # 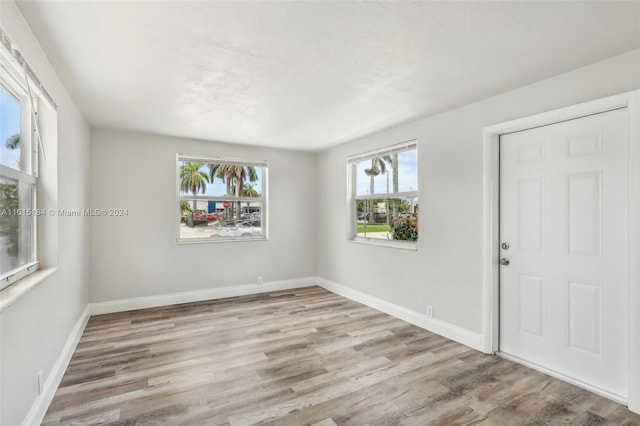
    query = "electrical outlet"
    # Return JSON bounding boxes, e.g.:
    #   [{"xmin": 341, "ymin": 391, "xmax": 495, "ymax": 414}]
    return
[
  {"xmin": 37, "ymin": 370, "xmax": 43, "ymax": 395},
  {"xmin": 426, "ymin": 305, "xmax": 434, "ymax": 319},
  {"xmin": 257, "ymin": 276, "xmax": 263, "ymax": 285}
]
